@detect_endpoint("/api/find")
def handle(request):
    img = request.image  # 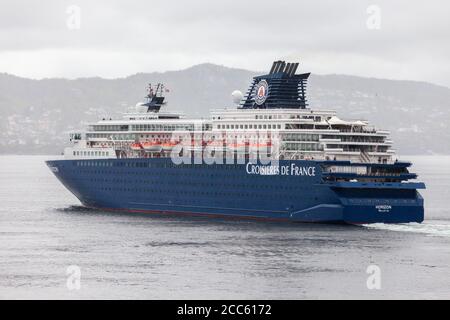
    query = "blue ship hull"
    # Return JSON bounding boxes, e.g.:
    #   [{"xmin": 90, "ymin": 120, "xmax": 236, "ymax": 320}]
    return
[{"xmin": 46, "ymin": 158, "xmax": 425, "ymax": 224}]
